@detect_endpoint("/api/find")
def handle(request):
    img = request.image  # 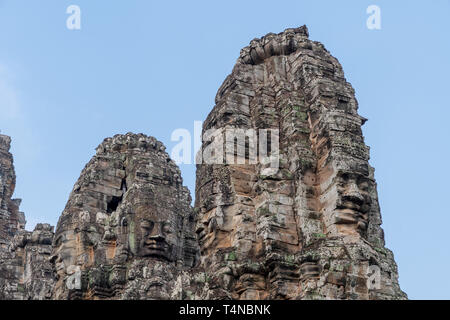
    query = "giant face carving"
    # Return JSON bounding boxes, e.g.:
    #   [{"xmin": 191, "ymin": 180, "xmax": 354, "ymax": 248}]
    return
[
  {"xmin": 139, "ymin": 218, "xmax": 173, "ymax": 259},
  {"xmin": 128, "ymin": 195, "xmax": 181, "ymax": 263},
  {"xmin": 50, "ymin": 227, "xmax": 82, "ymax": 299},
  {"xmin": 52, "ymin": 228, "xmax": 76, "ymax": 271},
  {"xmin": 333, "ymin": 171, "xmax": 372, "ymax": 233}
]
